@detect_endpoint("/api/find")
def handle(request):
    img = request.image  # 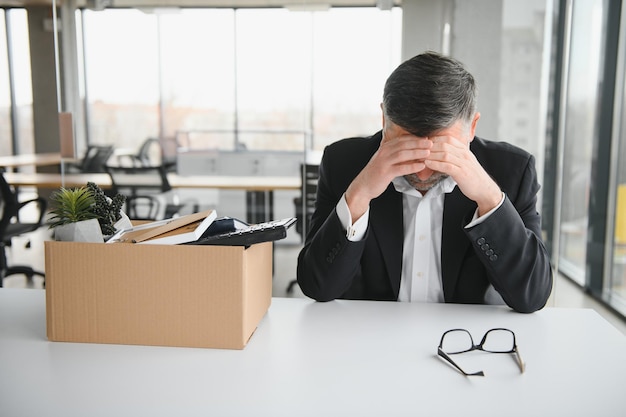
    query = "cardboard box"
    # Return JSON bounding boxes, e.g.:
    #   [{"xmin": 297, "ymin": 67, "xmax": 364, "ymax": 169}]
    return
[{"xmin": 45, "ymin": 241, "xmax": 272, "ymax": 349}]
